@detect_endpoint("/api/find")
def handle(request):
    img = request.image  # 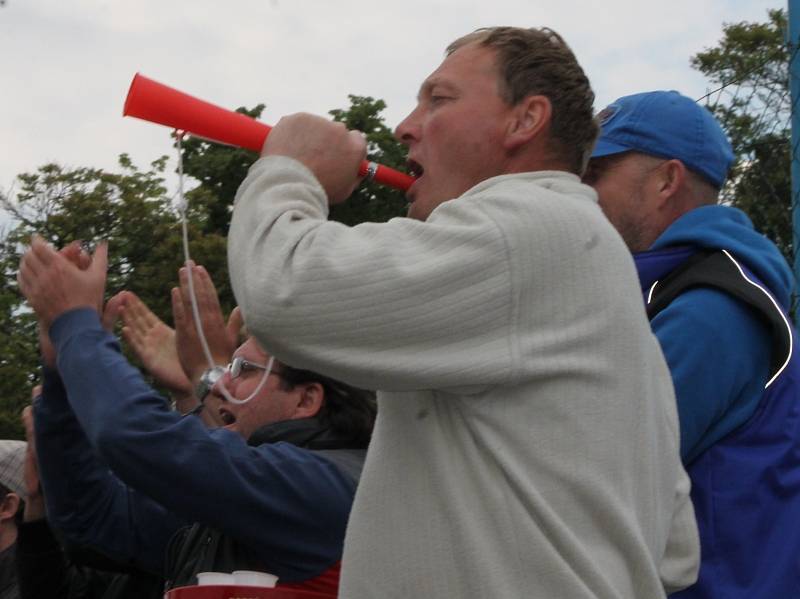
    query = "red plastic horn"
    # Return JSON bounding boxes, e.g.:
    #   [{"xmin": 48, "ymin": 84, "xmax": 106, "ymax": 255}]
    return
[{"xmin": 123, "ymin": 73, "xmax": 414, "ymax": 192}]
